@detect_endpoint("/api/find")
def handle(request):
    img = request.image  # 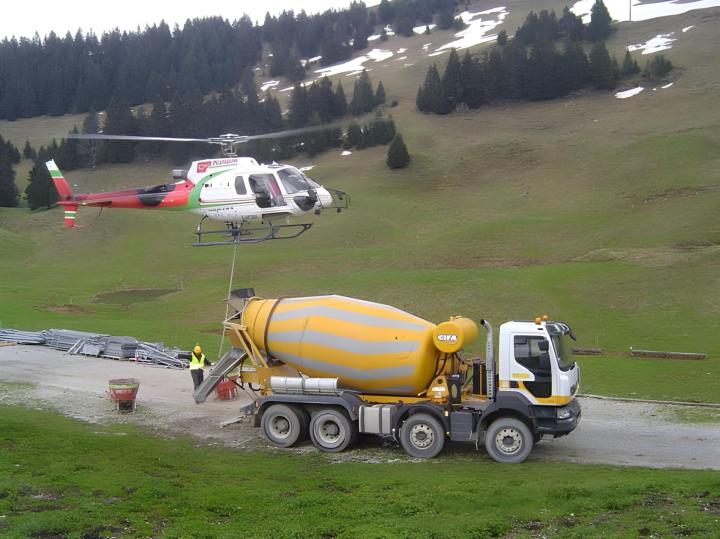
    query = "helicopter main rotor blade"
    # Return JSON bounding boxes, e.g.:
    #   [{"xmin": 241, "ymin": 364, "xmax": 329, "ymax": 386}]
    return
[
  {"xmin": 67, "ymin": 134, "xmax": 211, "ymax": 143},
  {"xmin": 242, "ymin": 125, "xmax": 329, "ymax": 142}
]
